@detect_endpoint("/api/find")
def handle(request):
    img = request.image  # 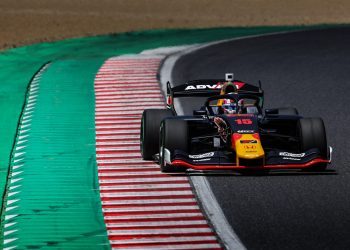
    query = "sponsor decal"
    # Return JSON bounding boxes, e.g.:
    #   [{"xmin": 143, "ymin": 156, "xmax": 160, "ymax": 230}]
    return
[
  {"xmin": 244, "ymin": 145, "xmax": 256, "ymax": 149},
  {"xmin": 279, "ymin": 152, "xmax": 305, "ymax": 157},
  {"xmin": 283, "ymin": 157, "xmax": 301, "ymax": 161},
  {"xmin": 235, "ymin": 119, "xmax": 253, "ymax": 125},
  {"xmin": 189, "ymin": 152, "xmax": 215, "ymax": 159},
  {"xmin": 213, "ymin": 137, "xmax": 221, "ymax": 147},
  {"xmin": 240, "ymin": 140, "xmax": 257, "ymax": 144},
  {"xmin": 237, "ymin": 130, "xmax": 255, "ymax": 133},
  {"xmin": 184, "ymin": 82, "xmax": 245, "ymax": 91},
  {"xmin": 185, "ymin": 85, "xmax": 221, "ymax": 90},
  {"xmin": 193, "ymin": 158, "xmax": 211, "ymax": 162}
]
